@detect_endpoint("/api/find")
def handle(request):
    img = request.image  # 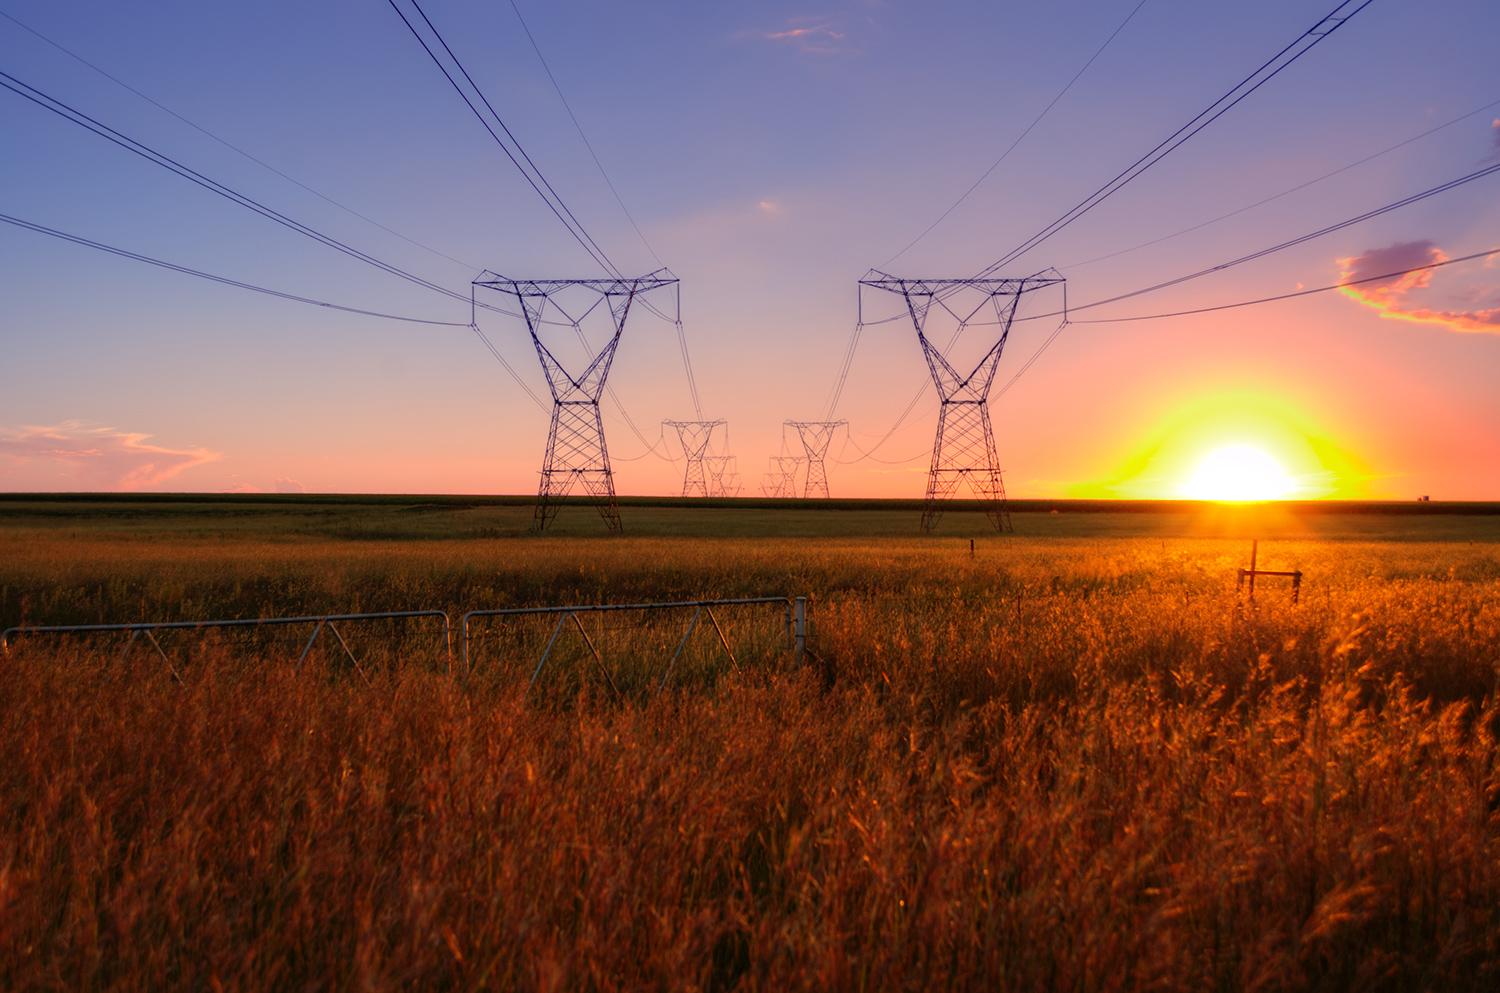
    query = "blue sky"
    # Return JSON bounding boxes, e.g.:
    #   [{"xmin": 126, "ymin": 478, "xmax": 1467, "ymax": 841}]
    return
[{"xmin": 2, "ymin": 0, "xmax": 1498, "ymax": 498}]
